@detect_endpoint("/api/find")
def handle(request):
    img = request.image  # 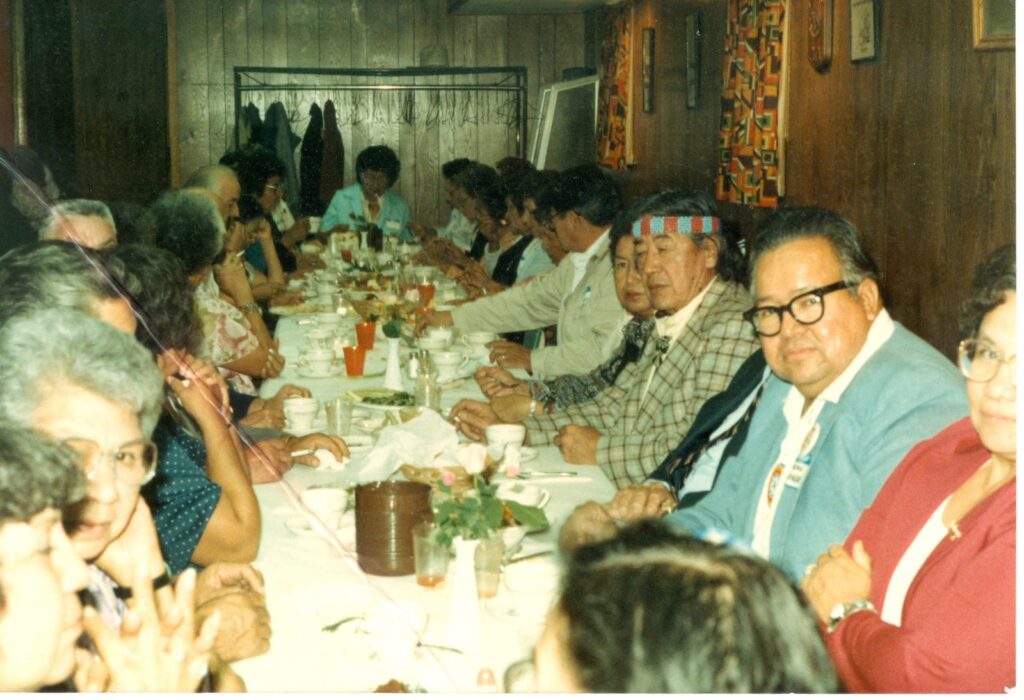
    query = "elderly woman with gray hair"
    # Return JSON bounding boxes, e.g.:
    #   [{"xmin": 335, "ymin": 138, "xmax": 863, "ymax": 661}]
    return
[
  {"xmin": 0, "ymin": 309, "xmax": 230, "ymax": 690},
  {"xmin": 151, "ymin": 188, "xmax": 283, "ymax": 395}
]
